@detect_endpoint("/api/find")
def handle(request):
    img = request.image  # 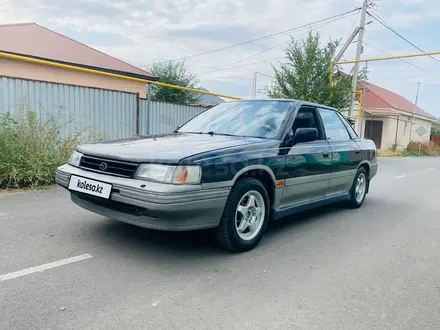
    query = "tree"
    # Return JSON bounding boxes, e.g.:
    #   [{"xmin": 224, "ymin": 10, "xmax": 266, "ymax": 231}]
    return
[
  {"xmin": 267, "ymin": 31, "xmax": 367, "ymax": 110},
  {"xmin": 149, "ymin": 61, "xmax": 201, "ymax": 104}
]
